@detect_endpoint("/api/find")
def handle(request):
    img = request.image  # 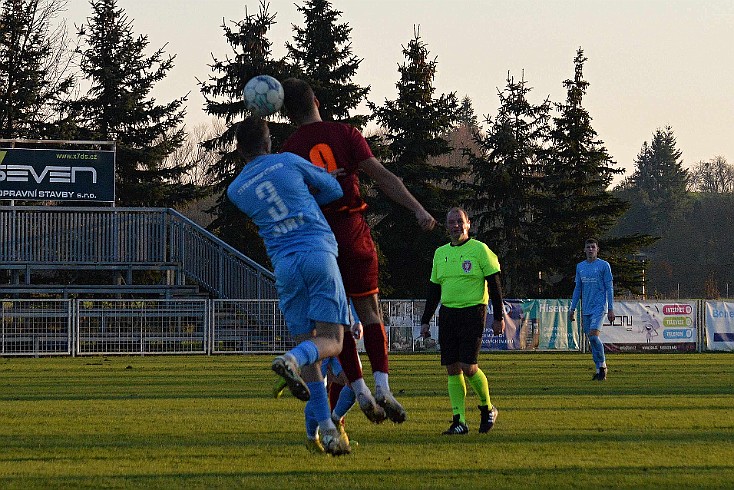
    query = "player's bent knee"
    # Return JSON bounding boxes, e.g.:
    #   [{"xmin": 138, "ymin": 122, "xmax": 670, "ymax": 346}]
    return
[
  {"xmin": 315, "ymin": 322, "xmax": 345, "ymax": 341},
  {"xmin": 314, "ymin": 322, "xmax": 345, "ymax": 355},
  {"xmin": 446, "ymin": 363, "xmax": 462, "ymax": 376},
  {"xmin": 462, "ymin": 364, "xmax": 479, "ymax": 377}
]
